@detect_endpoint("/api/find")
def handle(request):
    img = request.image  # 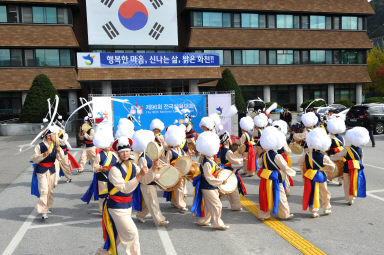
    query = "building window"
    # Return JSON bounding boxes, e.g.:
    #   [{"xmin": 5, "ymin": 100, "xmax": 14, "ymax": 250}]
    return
[
  {"xmin": 223, "ymin": 50, "xmax": 232, "ymax": 65},
  {"xmin": 24, "ymin": 49, "xmax": 34, "ymax": 66},
  {"xmin": 276, "ymin": 15, "xmax": 293, "ymax": 29},
  {"xmin": 0, "ymin": 49, "xmax": 10, "ymax": 66},
  {"xmin": 7, "ymin": 5, "xmax": 19, "ymax": 23},
  {"xmin": 203, "ymin": 12, "xmax": 222, "ymax": 27},
  {"xmin": 242, "ymin": 50, "xmax": 259, "ymax": 64},
  {"xmin": 59, "ymin": 49, "xmax": 71, "ymax": 66},
  {"xmin": 21, "ymin": 6, "xmax": 32, "ymax": 23},
  {"xmin": 342, "ymin": 16, "xmax": 358, "ymax": 30},
  {"xmin": 271, "ymin": 85, "xmax": 297, "ymax": 110},
  {"xmin": 0, "ymin": 6, "xmax": 6, "ymax": 22},
  {"xmin": 10, "ymin": 49, "xmax": 23, "ymax": 67},
  {"xmin": 310, "ymin": 50, "xmax": 326, "ymax": 64},
  {"xmin": 301, "ymin": 16, "xmax": 309, "ymax": 29},
  {"xmin": 333, "ymin": 16, "xmax": 340, "ymax": 30},
  {"xmin": 277, "ymin": 50, "xmax": 293, "ymax": 64},
  {"xmin": 357, "ymin": 17, "xmax": 364, "ymax": 30},
  {"xmin": 303, "ymin": 85, "xmax": 328, "ymax": 102},
  {"xmin": 223, "ymin": 13, "xmax": 231, "ymax": 28},
  {"xmin": 267, "ymin": 15, "xmax": 276, "ymax": 28},
  {"xmin": 57, "ymin": 8, "xmax": 69, "ymax": 24},
  {"xmin": 325, "ymin": 16, "xmax": 332, "ymax": 30},
  {"xmin": 325, "ymin": 50, "xmax": 333, "ymax": 64},
  {"xmin": 335, "ymin": 84, "xmax": 356, "ymax": 102},
  {"xmin": 259, "ymin": 14, "xmax": 266, "ymax": 28},
  {"xmin": 192, "ymin": 12, "xmax": 202, "ymax": 27},
  {"xmin": 233, "ymin": 13, "xmax": 241, "ymax": 28},
  {"xmin": 45, "ymin": 7, "xmax": 56, "ymax": 24},
  {"xmin": 310, "ymin": 15, "xmax": 325, "ymax": 29},
  {"xmin": 293, "ymin": 50, "xmax": 300, "ymax": 64},
  {"xmin": 342, "ymin": 50, "xmax": 358, "ymax": 64},
  {"xmin": 32, "ymin": 7, "xmax": 44, "ymax": 23},
  {"xmin": 240, "ymin": 86, "xmax": 264, "ymax": 102},
  {"xmin": 333, "ymin": 50, "xmax": 341, "ymax": 64},
  {"xmin": 301, "ymin": 50, "xmax": 309, "ymax": 64},
  {"xmin": 268, "ymin": 50, "xmax": 277, "ymax": 65},
  {"xmin": 293, "ymin": 15, "xmax": 300, "ymax": 29},
  {"xmin": 204, "ymin": 50, "xmax": 223, "ymax": 65},
  {"xmin": 259, "ymin": 50, "xmax": 267, "ymax": 64},
  {"xmin": 233, "ymin": 50, "xmax": 242, "ymax": 65},
  {"xmin": 241, "ymin": 13, "xmax": 258, "ymax": 28}
]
